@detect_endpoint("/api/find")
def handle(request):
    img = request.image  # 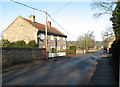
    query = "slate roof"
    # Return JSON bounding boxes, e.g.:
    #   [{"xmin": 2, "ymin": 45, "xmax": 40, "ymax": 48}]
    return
[{"xmin": 23, "ymin": 18, "xmax": 67, "ymax": 37}]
